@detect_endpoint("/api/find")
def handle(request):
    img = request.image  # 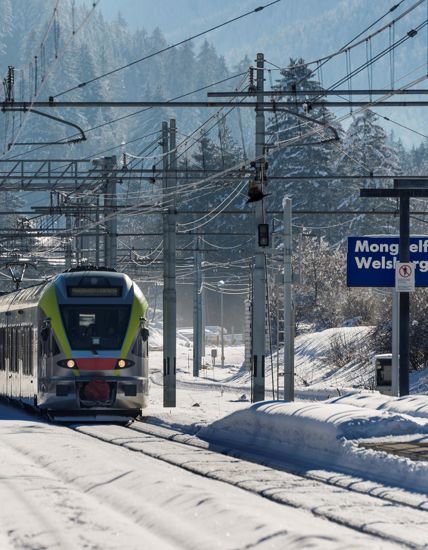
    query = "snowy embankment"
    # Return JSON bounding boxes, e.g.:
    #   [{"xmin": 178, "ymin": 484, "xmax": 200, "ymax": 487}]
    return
[
  {"xmin": 329, "ymin": 392, "xmax": 428, "ymax": 420},
  {"xmin": 293, "ymin": 326, "xmax": 372, "ymax": 389},
  {"xmin": 198, "ymin": 400, "xmax": 428, "ymax": 493},
  {"xmin": 147, "ymin": 324, "xmax": 428, "ymax": 494}
]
